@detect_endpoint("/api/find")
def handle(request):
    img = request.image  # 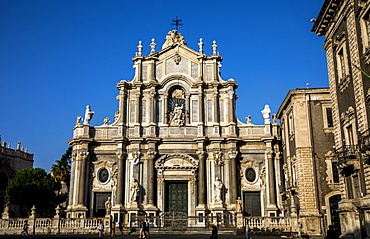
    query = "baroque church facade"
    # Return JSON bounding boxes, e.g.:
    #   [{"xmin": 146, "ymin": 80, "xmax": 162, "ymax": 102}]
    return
[{"xmin": 67, "ymin": 30, "xmax": 281, "ymax": 226}]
